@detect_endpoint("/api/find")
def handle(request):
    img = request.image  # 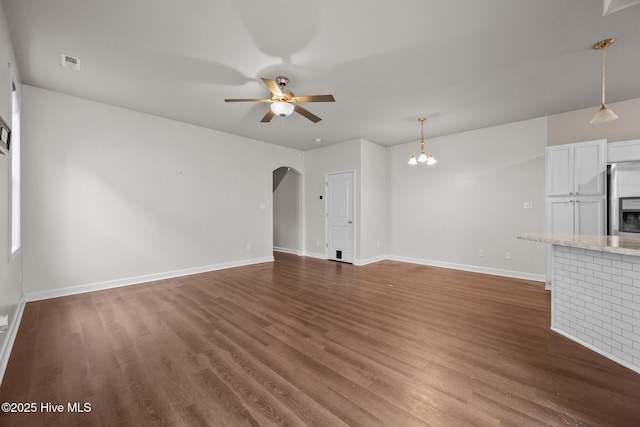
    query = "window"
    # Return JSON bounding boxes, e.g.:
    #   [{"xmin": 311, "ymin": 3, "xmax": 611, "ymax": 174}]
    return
[{"xmin": 9, "ymin": 66, "xmax": 20, "ymax": 258}]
